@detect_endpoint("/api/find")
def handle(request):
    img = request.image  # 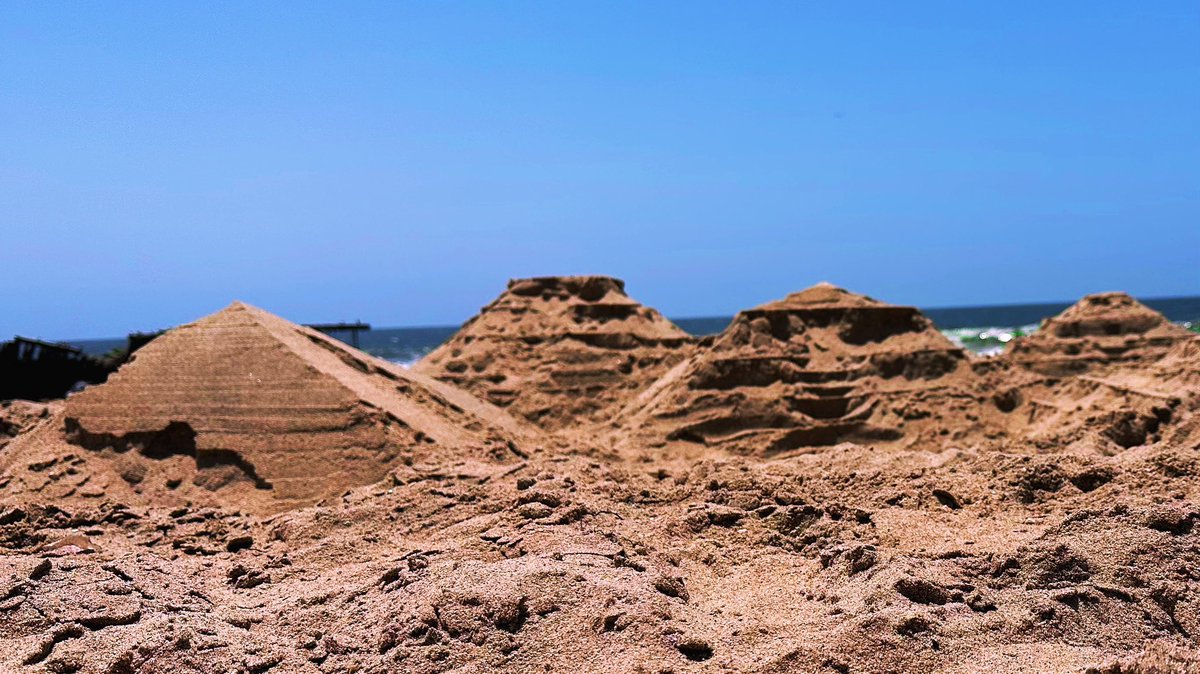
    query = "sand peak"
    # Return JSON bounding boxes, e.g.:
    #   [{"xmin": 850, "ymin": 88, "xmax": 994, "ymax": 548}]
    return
[
  {"xmin": 2, "ymin": 302, "xmax": 527, "ymax": 510},
  {"xmin": 414, "ymin": 276, "xmax": 693, "ymax": 430}
]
